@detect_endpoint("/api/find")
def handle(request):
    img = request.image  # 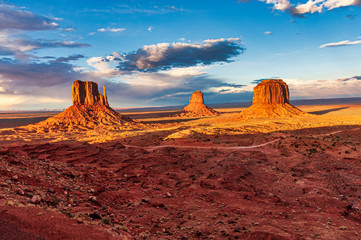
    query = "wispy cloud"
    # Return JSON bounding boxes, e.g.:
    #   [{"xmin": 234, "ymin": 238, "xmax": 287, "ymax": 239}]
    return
[
  {"xmin": 264, "ymin": 31, "xmax": 273, "ymax": 35},
  {"xmin": 97, "ymin": 27, "xmax": 126, "ymax": 33},
  {"xmin": 81, "ymin": 5, "xmax": 188, "ymax": 15},
  {"xmin": 0, "ymin": 3, "xmax": 58, "ymax": 31},
  {"xmin": 63, "ymin": 27, "xmax": 76, "ymax": 32},
  {"xmin": 51, "ymin": 54, "xmax": 85, "ymax": 63},
  {"xmin": 0, "ymin": 33, "xmax": 91, "ymax": 56},
  {"xmin": 320, "ymin": 39, "xmax": 361, "ymax": 48},
  {"xmin": 0, "ymin": 58, "xmax": 83, "ymax": 87},
  {"xmin": 0, "ymin": 4, "xmax": 90, "ymax": 58}
]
